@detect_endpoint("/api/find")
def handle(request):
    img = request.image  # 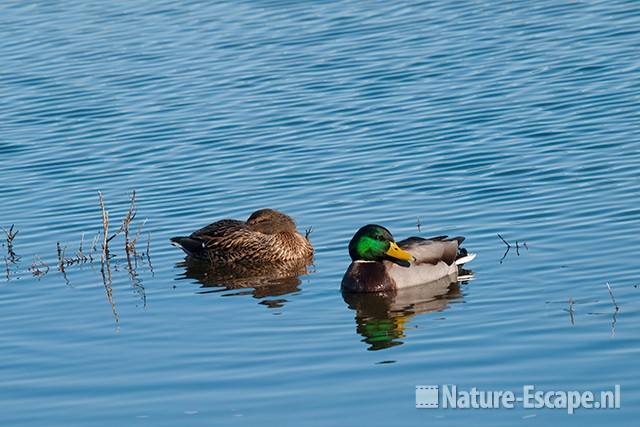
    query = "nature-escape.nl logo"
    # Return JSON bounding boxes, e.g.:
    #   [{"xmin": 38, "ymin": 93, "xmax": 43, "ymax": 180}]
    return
[{"xmin": 416, "ymin": 384, "xmax": 620, "ymax": 414}]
